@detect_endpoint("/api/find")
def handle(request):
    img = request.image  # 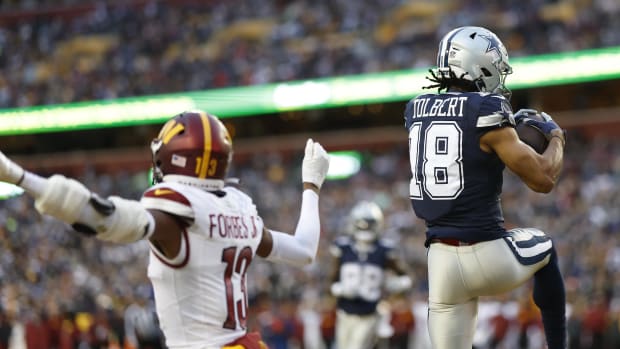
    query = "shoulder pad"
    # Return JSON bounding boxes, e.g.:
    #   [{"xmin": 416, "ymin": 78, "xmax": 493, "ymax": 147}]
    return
[
  {"xmin": 476, "ymin": 94, "xmax": 514, "ymax": 129},
  {"xmin": 404, "ymin": 94, "xmax": 436, "ymax": 130},
  {"xmin": 476, "ymin": 112, "xmax": 515, "ymax": 128},
  {"xmin": 224, "ymin": 186, "xmax": 258, "ymax": 215},
  {"xmin": 143, "ymin": 186, "xmax": 190, "ymax": 204},
  {"xmin": 141, "ymin": 184, "xmax": 194, "ymax": 221}
]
